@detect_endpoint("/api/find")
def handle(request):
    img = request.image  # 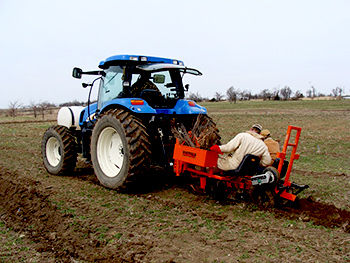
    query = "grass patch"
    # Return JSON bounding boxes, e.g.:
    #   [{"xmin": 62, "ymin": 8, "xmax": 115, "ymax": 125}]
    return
[{"xmin": 0, "ymin": 100, "xmax": 350, "ymax": 262}]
